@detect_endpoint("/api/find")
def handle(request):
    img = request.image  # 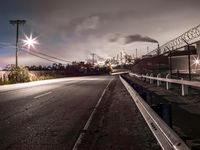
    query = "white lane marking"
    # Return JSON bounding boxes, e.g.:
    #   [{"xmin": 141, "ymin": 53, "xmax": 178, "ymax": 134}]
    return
[
  {"xmin": 34, "ymin": 91, "xmax": 52, "ymax": 99},
  {"xmin": 72, "ymin": 78, "xmax": 114, "ymax": 150}
]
